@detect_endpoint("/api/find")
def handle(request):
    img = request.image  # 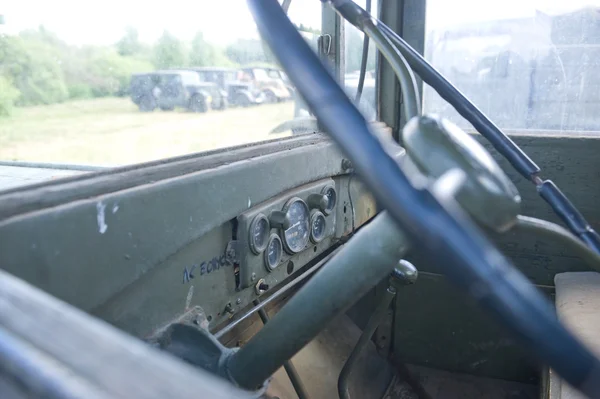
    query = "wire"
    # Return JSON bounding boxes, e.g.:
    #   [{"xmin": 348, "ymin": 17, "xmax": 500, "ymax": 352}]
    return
[
  {"xmin": 247, "ymin": 0, "xmax": 600, "ymax": 396},
  {"xmin": 354, "ymin": 0, "xmax": 371, "ymax": 104},
  {"xmin": 513, "ymin": 215, "xmax": 600, "ymax": 272}
]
